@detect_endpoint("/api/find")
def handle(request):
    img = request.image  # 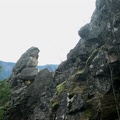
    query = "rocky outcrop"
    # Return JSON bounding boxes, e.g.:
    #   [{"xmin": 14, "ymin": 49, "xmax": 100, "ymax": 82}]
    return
[
  {"xmin": 49, "ymin": 0, "xmax": 120, "ymax": 119},
  {"xmin": 6, "ymin": 0, "xmax": 120, "ymax": 120},
  {"xmin": 7, "ymin": 68, "xmax": 54, "ymax": 120},
  {"xmin": 6, "ymin": 47, "xmax": 40, "ymax": 119},
  {"xmin": 6, "ymin": 47, "xmax": 55, "ymax": 120},
  {"xmin": 8, "ymin": 46, "xmax": 40, "ymax": 88}
]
